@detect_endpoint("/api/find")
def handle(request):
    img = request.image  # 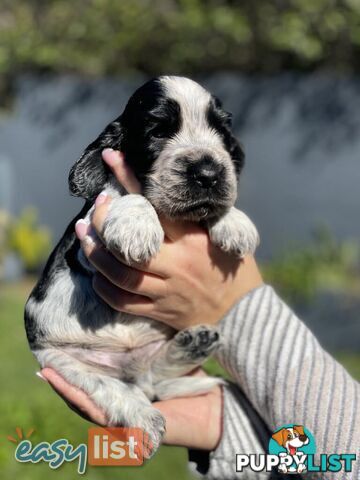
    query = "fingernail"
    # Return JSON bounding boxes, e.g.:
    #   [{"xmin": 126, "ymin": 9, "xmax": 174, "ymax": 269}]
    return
[
  {"xmin": 95, "ymin": 191, "xmax": 107, "ymax": 207},
  {"xmin": 83, "ymin": 227, "xmax": 98, "ymax": 248},
  {"xmin": 102, "ymin": 149, "xmax": 123, "ymax": 166},
  {"xmin": 75, "ymin": 219, "xmax": 89, "ymax": 240},
  {"xmin": 102, "ymin": 147, "xmax": 114, "ymax": 155},
  {"xmin": 36, "ymin": 371, "xmax": 48, "ymax": 382}
]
